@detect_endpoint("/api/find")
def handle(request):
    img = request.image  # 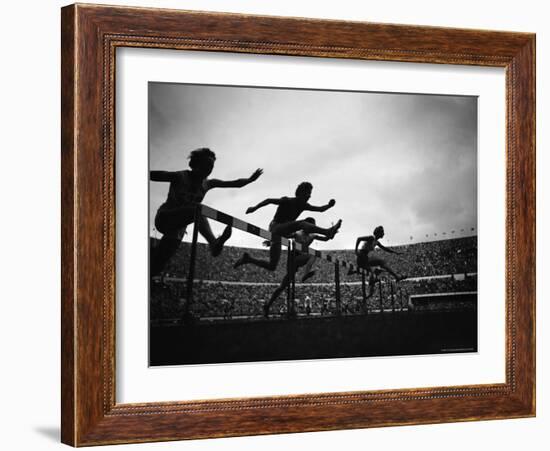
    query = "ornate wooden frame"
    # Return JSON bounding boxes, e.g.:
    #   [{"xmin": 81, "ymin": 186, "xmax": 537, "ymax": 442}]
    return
[{"xmin": 61, "ymin": 3, "xmax": 535, "ymax": 446}]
